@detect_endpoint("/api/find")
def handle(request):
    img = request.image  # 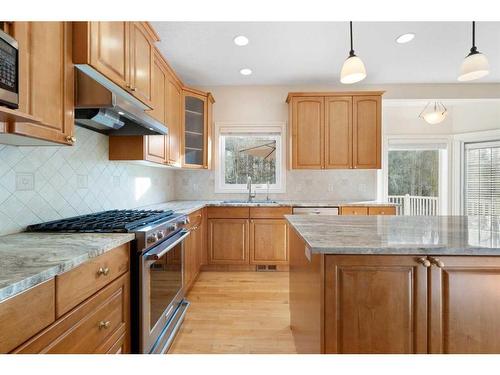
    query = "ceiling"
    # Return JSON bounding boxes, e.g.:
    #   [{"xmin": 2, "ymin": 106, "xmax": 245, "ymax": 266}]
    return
[{"xmin": 152, "ymin": 22, "xmax": 500, "ymax": 86}]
